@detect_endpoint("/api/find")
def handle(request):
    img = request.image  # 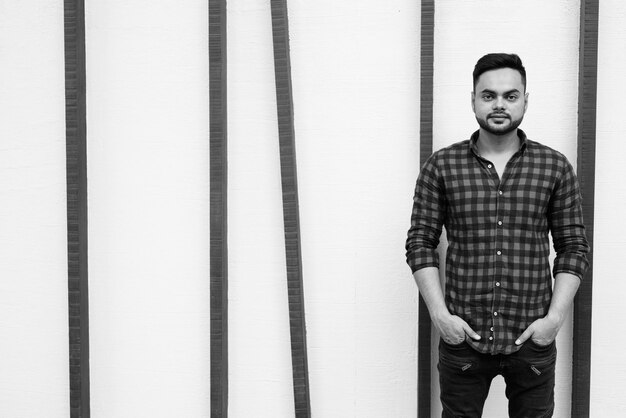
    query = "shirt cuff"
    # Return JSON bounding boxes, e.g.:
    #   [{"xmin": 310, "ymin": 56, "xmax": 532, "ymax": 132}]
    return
[
  {"xmin": 407, "ymin": 249, "xmax": 440, "ymax": 274},
  {"xmin": 553, "ymin": 254, "xmax": 589, "ymax": 280}
]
